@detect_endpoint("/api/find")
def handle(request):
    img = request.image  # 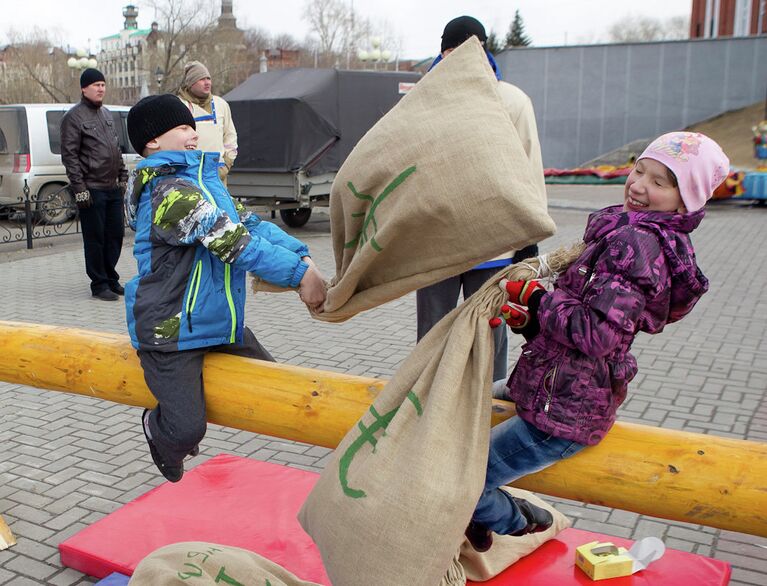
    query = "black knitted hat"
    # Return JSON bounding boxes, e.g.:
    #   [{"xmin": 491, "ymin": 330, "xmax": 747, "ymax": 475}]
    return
[
  {"xmin": 127, "ymin": 94, "xmax": 196, "ymax": 155},
  {"xmin": 441, "ymin": 16, "xmax": 487, "ymax": 52},
  {"xmin": 80, "ymin": 68, "xmax": 105, "ymax": 88}
]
